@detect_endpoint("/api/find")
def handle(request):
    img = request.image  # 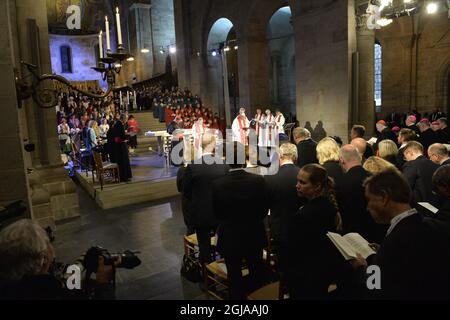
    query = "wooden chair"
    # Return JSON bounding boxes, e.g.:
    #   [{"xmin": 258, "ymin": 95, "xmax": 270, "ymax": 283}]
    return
[
  {"xmin": 92, "ymin": 151, "xmax": 120, "ymax": 190},
  {"xmin": 247, "ymin": 281, "xmax": 281, "ymax": 300},
  {"xmin": 203, "ymin": 258, "xmax": 249, "ymax": 300}
]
